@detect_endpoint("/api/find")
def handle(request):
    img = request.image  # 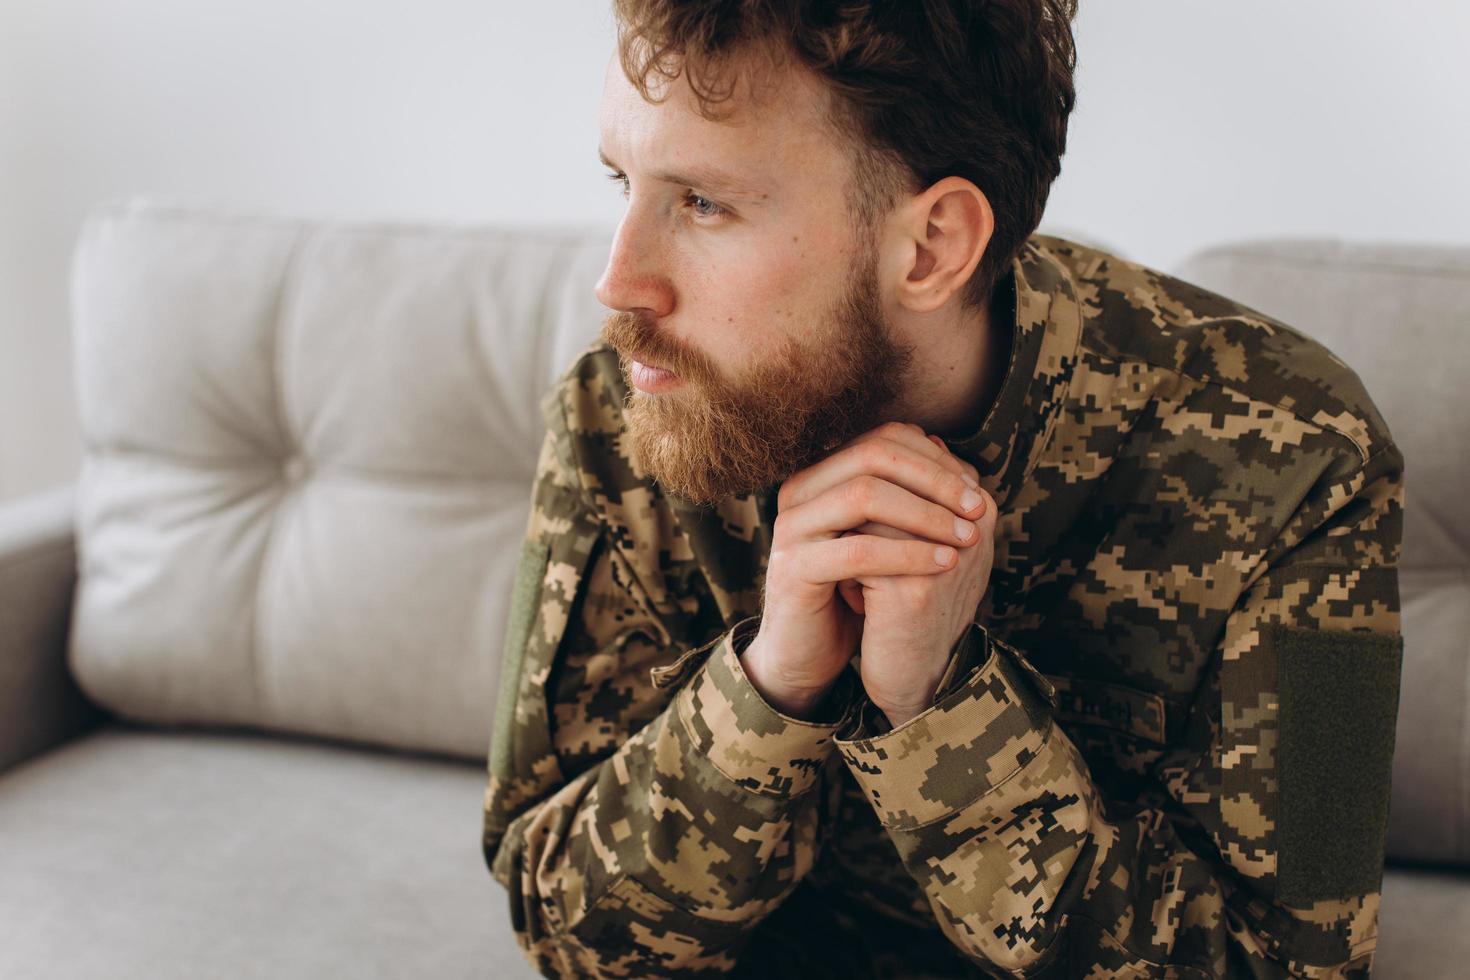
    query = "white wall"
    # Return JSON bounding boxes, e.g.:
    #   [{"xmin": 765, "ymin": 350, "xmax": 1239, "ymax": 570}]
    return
[
  {"xmin": 1049, "ymin": 1, "xmax": 1470, "ymax": 267},
  {"xmin": 2, "ymin": 0, "xmax": 1466, "ymax": 502}
]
